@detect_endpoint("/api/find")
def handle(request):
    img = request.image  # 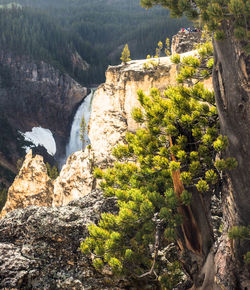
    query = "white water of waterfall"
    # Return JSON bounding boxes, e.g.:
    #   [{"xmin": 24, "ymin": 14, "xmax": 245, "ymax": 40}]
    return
[{"xmin": 65, "ymin": 89, "xmax": 95, "ymax": 160}]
